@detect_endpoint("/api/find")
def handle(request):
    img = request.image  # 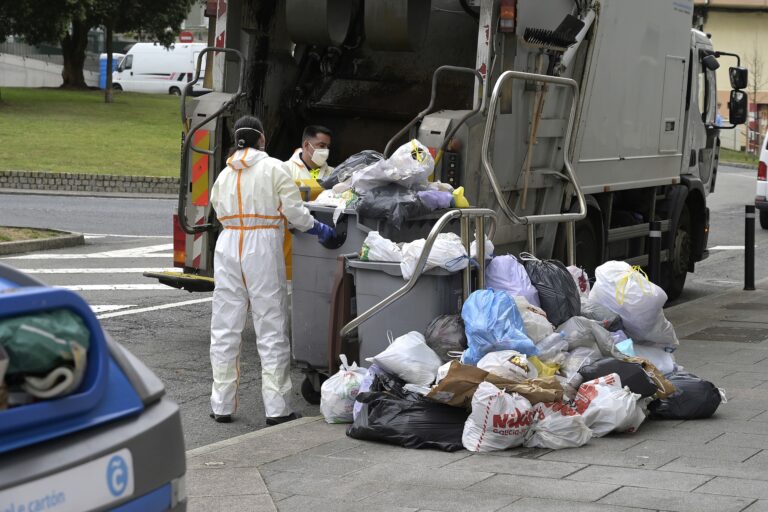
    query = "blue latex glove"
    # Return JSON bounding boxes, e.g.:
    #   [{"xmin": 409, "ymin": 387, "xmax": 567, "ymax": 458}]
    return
[{"xmin": 306, "ymin": 220, "xmax": 337, "ymax": 244}]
